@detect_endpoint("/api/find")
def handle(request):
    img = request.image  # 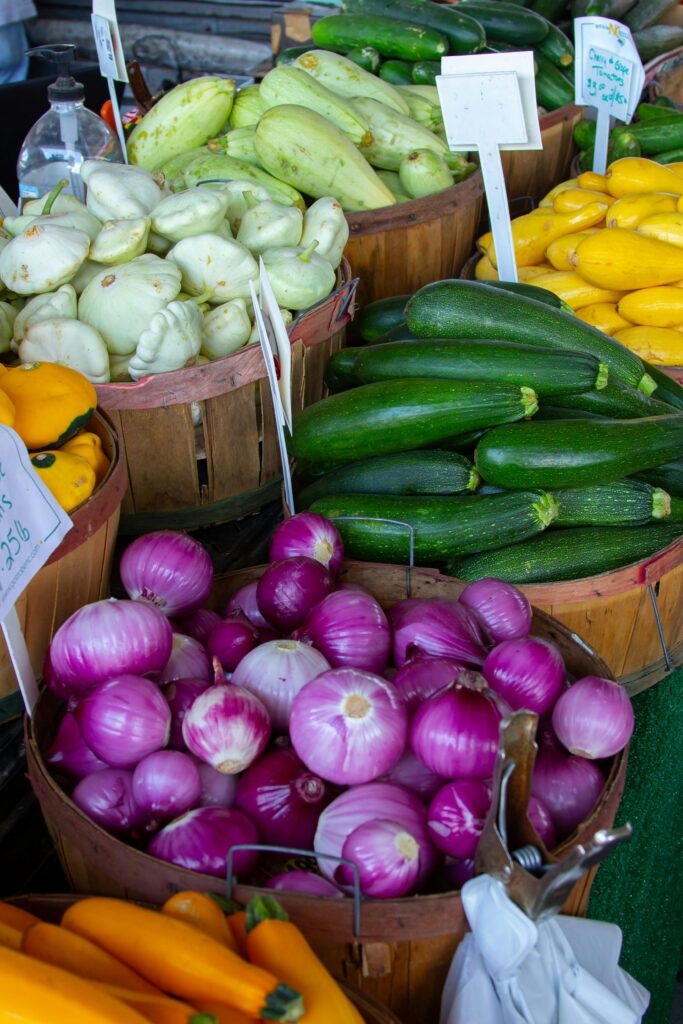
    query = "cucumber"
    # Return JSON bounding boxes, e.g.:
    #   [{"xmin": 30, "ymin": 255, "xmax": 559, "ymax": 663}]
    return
[
  {"xmin": 475, "ymin": 415, "xmax": 683, "ymax": 489},
  {"xmin": 347, "ymin": 46, "xmax": 382, "ymax": 73},
  {"xmin": 459, "ymin": 0, "xmax": 550, "ymax": 44},
  {"xmin": 642, "ymin": 362, "xmax": 683, "ymax": 411},
  {"xmin": 530, "ymin": 0, "xmax": 569, "ymax": 20},
  {"xmin": 553, "ymin": 480, "xmax": 670, "ymax": 526},
  {"xmin": 298, "ymin": 449, "xmax": 479, "ymax": 506},
  {"xmin": 574, "ymin": 119, "xmax": 596, "ymax": 150},
  {"xmin": 613, "ymin": 116, "xmax": 683, "ymax": 155},
  {"xmin": 405, "ymin": 280, "xmax": 655, "ymax": 395},
  {"xmin": 412, "ymin": 61, "xmax": 440, "ymax": 86},
  {"xmin": 347, "ymin": 339, "xmax": 608, "ymax": 395},
  {"xmin": 343, "ymin": 0, "xmax": 486, "ymax": 54},
  {"xmin": 449, "ymin": 523, "xmax": 682, "ymax": 582},
  {"xmin": 535, "ymin": 23, "xmax": 574, "ymax": 69},
  {"xmin": 277, "ymin": 46, "xmax": 311, "ymax": 65},
  {"xmin": 653, "ymin": 147, "xmax": 683, "ymax": 164},
  {"xmin": 312, "ymin": 15, "xmax": 449, "ymax": 61},
  {"xmin": 309, "ymin": 490, "xmax": 559, "ymax": 563},
  {"xmin": 633, "ymin": 25, "xmax": 683, "ymax": 63},
  {"xmin": 379, "ymin": 60, "xmax": 415, "ymax": 85},
  {"xmin": 624, "ymin": 0, "xmax": 679, "ymax": 32},
  {"xmin": 546, "ymin": 380, "xmax": 674, "ymax": 419},
  {"xmin": 633, "ymin": 458, "xmax": 683, "ymax": 496},
  {"xmin": 482, "ymin": 280, "xmax": 565, "ymax": 310},
  {"xmin": 655, "ymin": 95, "xmax": 677, "ymax": 107},
  {"xmin": 357, "ymin": 295, "xmax": 409, "ymax": 341},
  {"xmin": 290, "ymin": 379, "xmax": 540, "ymax": 463},
  {"xmin": 534, "ymin": 51, "xmax": 575, "ymax": 110},
  {"xmin": 636, "ymin": 101, "xmax": 683, "ymax": 121},
  {"xmin": 579, "ymin": 133, "xmax": 641, "ymax": 172}
]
